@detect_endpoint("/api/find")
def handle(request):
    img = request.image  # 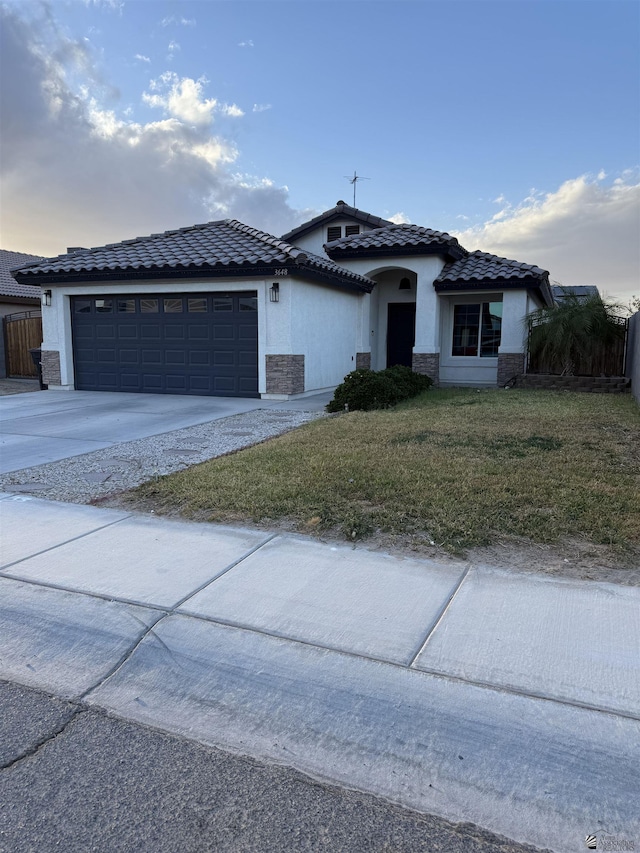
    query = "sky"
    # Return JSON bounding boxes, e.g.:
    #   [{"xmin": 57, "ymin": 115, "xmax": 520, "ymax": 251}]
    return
[{"xmin": 1, "ymin": 0, "xmax": 639, "ymax": 304}]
